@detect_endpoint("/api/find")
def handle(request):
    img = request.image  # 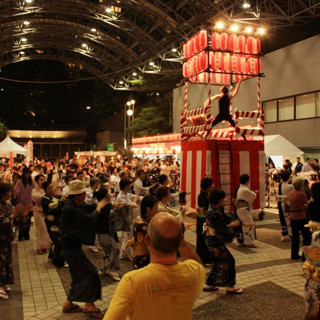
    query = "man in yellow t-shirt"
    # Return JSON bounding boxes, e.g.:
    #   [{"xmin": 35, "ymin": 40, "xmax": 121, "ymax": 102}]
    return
[{"xmin": 104, "ymin": 212, "xmax": 205, "ymax": 320}]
